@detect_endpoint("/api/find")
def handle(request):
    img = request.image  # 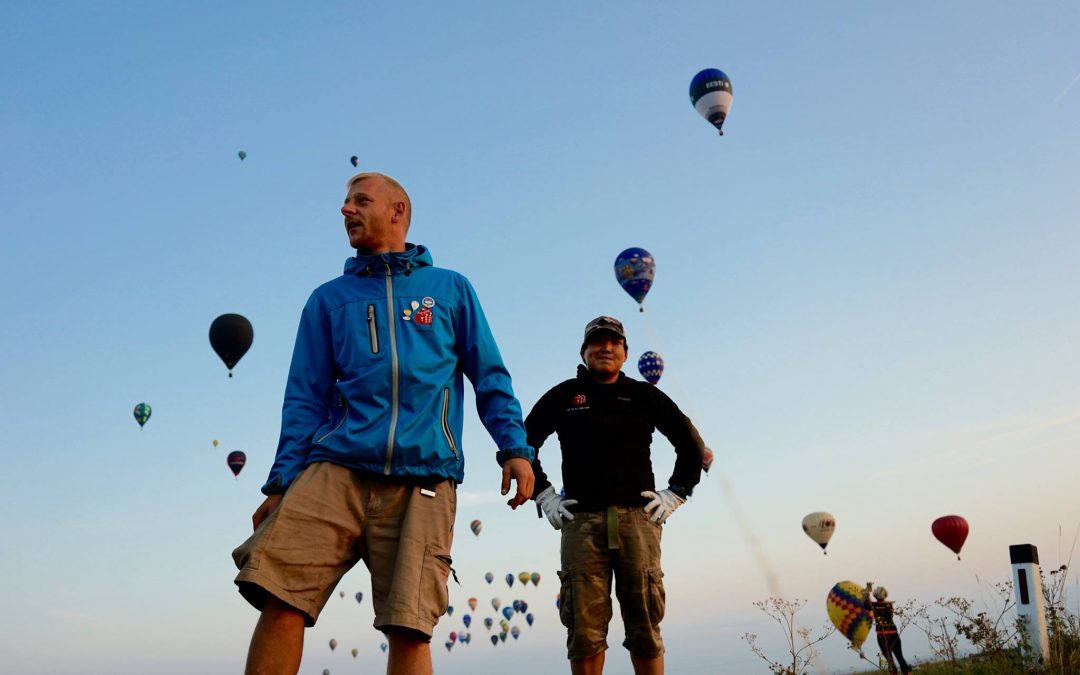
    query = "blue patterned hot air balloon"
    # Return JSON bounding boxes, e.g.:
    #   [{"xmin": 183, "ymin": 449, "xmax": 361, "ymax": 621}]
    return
[
  {"xmin": 502, "ymin": 606, "xmax": 514, "ymax": 620},
  {"xmin": 637, "ymin": 351, "xmax": 664, "ymax": 385},
  {"xmin": 614, "ymin": 248, "xmax": 656, "ymax": 311},
  {"xmin": 463, "ymin": 614, "xmax": 472, "ymax": 629},
  {"xmin": 689, "ymin": 68, "xmax": 733, "ymax": 135},
  {"xmin": 133, "ymin": 402, "xmax": 152, "ymax": 429}
]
